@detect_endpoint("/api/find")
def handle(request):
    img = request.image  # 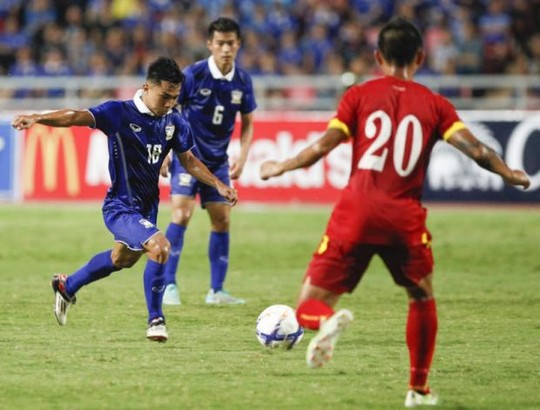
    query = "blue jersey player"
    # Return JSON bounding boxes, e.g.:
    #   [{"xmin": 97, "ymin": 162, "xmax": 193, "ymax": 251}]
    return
[
  {"xmin": 161, "ymin": 17, "xmax": 256, "ymax": 305},
  {"xmin": 12, "ymin": 57, "xmax": 237, "ymax": 342}
]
